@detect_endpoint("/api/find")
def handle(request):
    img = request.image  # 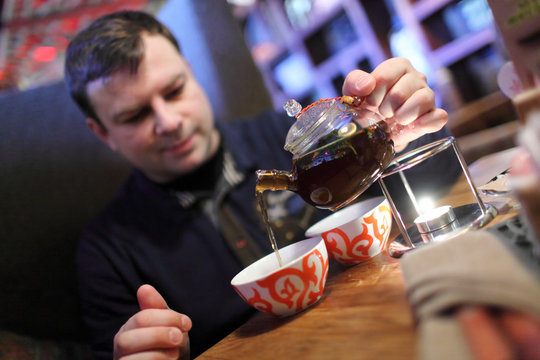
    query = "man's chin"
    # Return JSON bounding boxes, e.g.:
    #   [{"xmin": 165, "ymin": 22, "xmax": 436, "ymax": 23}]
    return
[
  {"xmin": 143, "ymin": 160, "xmax": 202, "ymax": 183},
  {"xmin": 171, "ymin": 156, "xmax": 206, "ymax": 177}
]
